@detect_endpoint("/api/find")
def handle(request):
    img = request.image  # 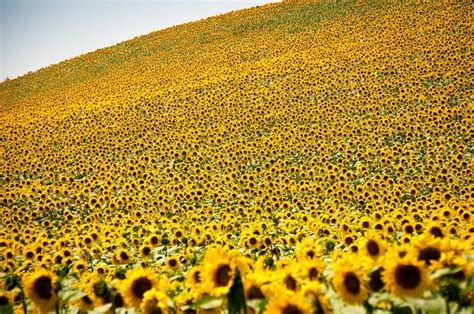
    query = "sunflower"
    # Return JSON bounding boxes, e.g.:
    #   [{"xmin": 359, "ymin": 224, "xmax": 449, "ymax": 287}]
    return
[
  {"xmin": 82, "ymin": 272, "xmax": 111, "ymax": 307},
  {"xmin": 201, "ymin": 247, "xmax": 239, "ymax": 297},
  {"xmin": 382, "ymin": 255, "xmax": 429, "ymax": 298},
  {"xmin": 243, "ymin": 271, "xmax": 268, "ymax": 300},
  {"xmin": 264, "ymin": 290, "xmax": 312, "ymax": 314},
  {"xmin": 0, "ymin": 291, "xmax": 12, "ymax": 307},
  {"xmin": 119, "ymin": 268, "xmax": 160, "ymax": 308},
  {"xmin": 23, "ymin": 268, "xmax": 58, "ymax": 313},
  {"xmin": 332, "ymin": 256, "xmax": 368, "ymax": 305},
  {"xmin": 300, "ymin": 258, "xmax": 325, "ymax": 281},
  {"xmin": 140, "ymin": 289, "xmax": 170, "ymax": 314},
  {"xmin": 301, "ymin": 281, "xmax": 332, "ymax": 314},
  {"xmin": 186, "ymin": 266, "xmax": 202, "ymax": 289},
  {"xmin": 358, "ymin": 232, "xmax": 386, "ymax": 262},
  {"xmin": 412, "ymin": 235, "xmax": 446, "ymax": 268}
]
